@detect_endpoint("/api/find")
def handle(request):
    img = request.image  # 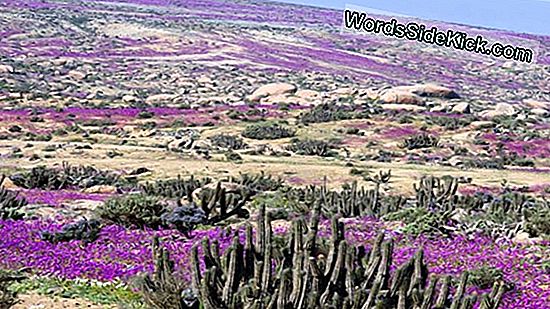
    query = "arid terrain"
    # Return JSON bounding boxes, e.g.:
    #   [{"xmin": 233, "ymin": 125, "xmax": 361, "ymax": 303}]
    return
[{"xmin": 0, "ymin": 0, "xmax": 549, "ymax": 308}]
